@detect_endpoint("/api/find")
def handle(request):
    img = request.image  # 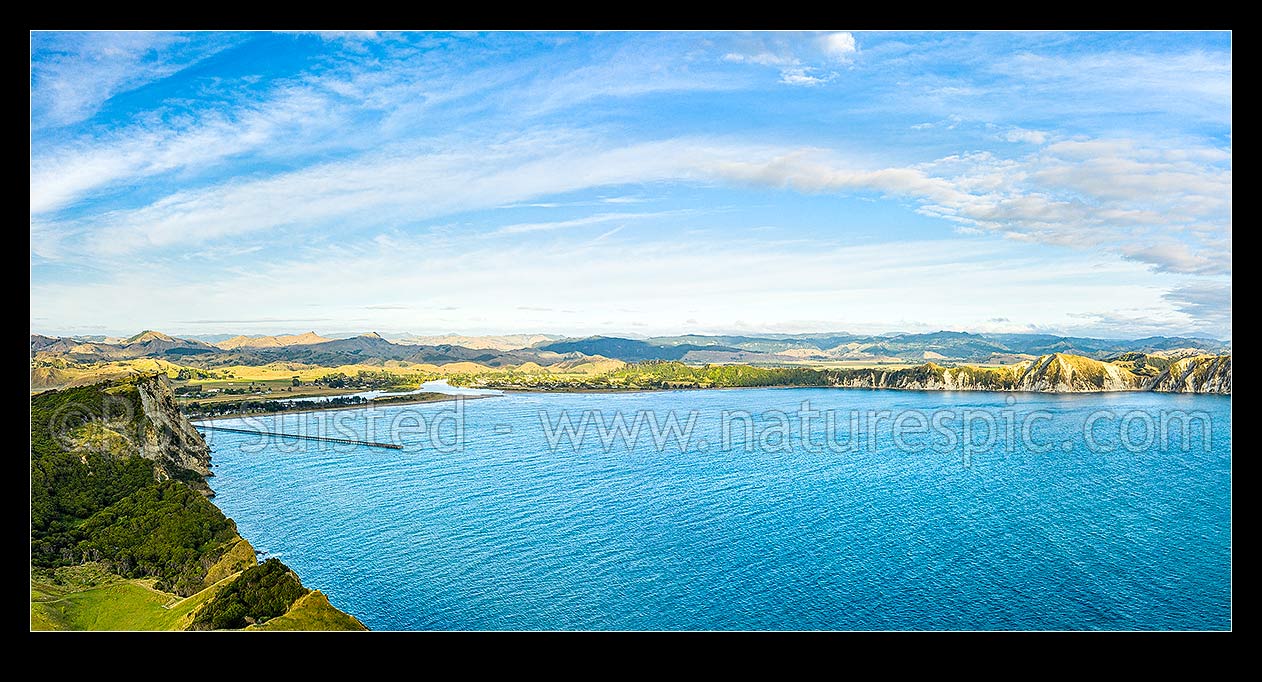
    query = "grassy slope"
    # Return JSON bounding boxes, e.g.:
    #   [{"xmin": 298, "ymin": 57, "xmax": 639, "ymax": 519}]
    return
[
  {"xmin": 31, "ymin": 557, "xmax": 368, "ymax": 631},
  {"xmin": 246, "ymin": 591, "xmax": 368, "ymax": 631},
  {"xmin": 203, "ymin": 537, "xmax": 258, "ymax": 587},
  {"xmin": 31, "ymin": 563, "xmax": 233, "ymax": 631},
  {"xmin": 30, "ymin": 358, "xmax": 189, "ymax": 392}
]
